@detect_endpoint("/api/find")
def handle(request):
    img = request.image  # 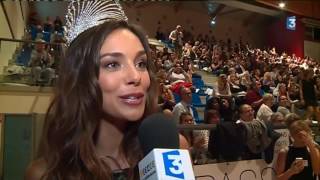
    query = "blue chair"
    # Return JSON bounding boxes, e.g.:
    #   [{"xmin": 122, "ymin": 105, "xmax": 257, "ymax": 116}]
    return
[
  {"xmin": 191, "ymin": 106, "xmax": 203, "ymax": 124},
  {"xmin": 192, "ymin": 93, "xmax": 206, "ymax": 108},
  {"xmin": 173, "ymin": 92, "xmax": 181, "ymax": 103},
  {"xmin": 30, "ymin": 25, "xmax": 38, "ymax": 40},
  {"xmin": 42, "ymin": 31, "xmax": 51, "ymax": 42}
]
